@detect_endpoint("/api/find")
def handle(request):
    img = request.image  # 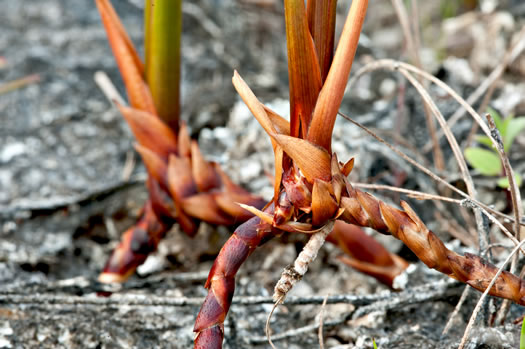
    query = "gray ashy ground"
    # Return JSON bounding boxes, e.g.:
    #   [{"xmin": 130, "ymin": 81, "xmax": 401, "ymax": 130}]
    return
[{"xmin": 1, "ymin": 0, "xmax": 525, "ymax": 348}]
